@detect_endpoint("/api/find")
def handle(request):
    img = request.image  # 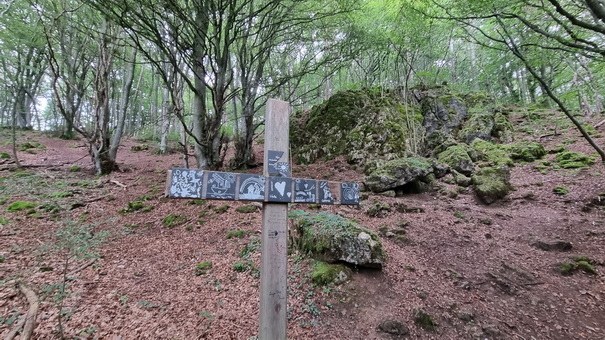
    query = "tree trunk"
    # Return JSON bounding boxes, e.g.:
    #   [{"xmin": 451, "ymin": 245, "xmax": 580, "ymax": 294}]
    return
[{"xmin": 109, "ymin": 46, "xmax": 137, "ymax": 161}]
